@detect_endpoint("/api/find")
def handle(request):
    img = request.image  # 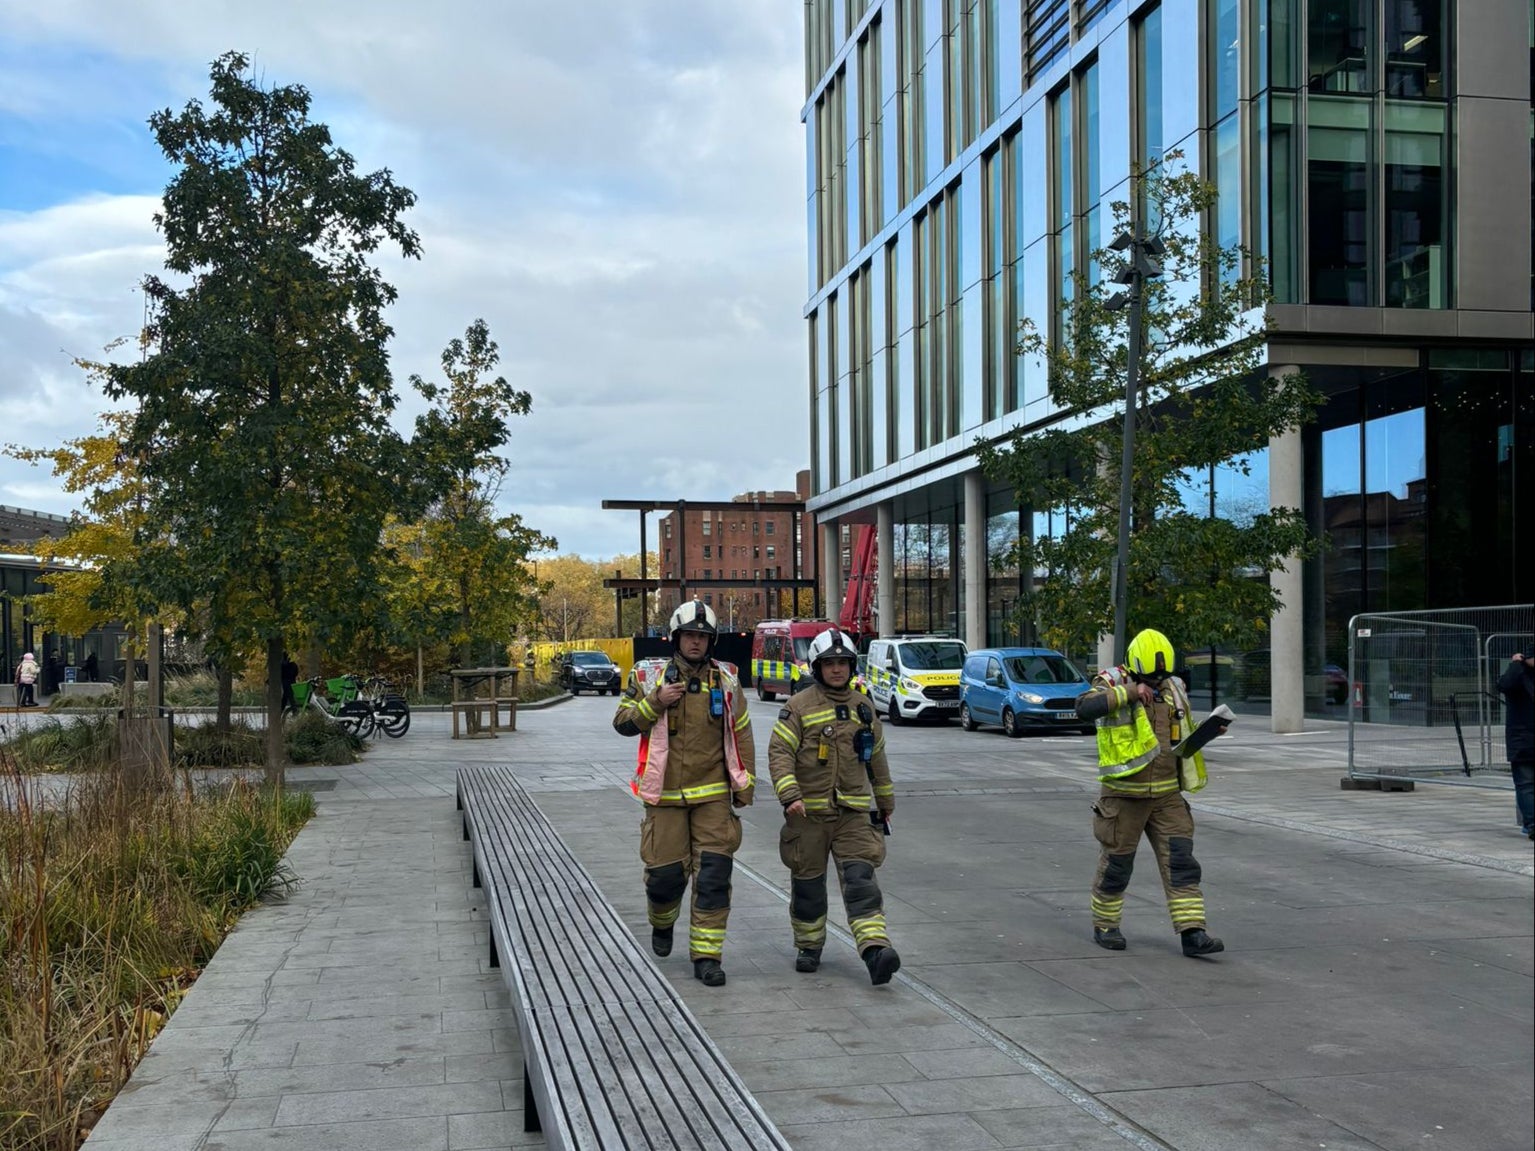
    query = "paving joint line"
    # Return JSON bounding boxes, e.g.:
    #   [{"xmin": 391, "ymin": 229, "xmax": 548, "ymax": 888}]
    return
[
  {"xmin": 733, "ymin": 860, "xmax": 1176, "ymax": 1151},
  {"xmin": 1187, "ymin": 800, "xmax": 1535, "ymax": 877}
]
